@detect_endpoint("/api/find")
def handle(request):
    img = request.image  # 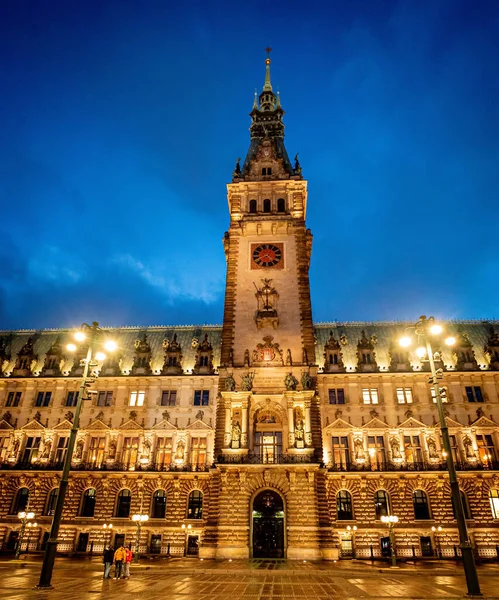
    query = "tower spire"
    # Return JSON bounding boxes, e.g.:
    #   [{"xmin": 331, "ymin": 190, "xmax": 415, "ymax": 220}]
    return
[{"xmin": 263, "ymin": 47, "xmax": 272, "ymax": 91}]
